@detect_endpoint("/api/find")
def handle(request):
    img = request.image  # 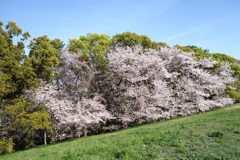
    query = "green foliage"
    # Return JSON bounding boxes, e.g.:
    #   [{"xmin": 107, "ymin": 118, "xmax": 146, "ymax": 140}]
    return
[
  {"xmin": 174, "ymin": 44, "xmax": 193, "ymax": 53},
  {"xmin": 139, "ymin": 35, "xmax": 152, "ymax": 49},
  {"xmin": 50, "ymin": 38, "xmax": 65, "ymax": 52},
  {"xmin": 192, "ymin": 48, "xmax": 212, "ymax": 61},
  {"xmin": 151, "ymin": 41, "xmax": 159, "ymax": 50},
  {"xmin": 231, "ymin": 63, "xmax": 240, "ymax": 78},
  {"xmin": 2, "ymin": 98, "xmax": 53, "ymax": 149},
  {"xmin": 4, "ymin": 98, "xmax": 31, "ymax": 117},
  {"xmin": 22, "ymin": 111, "xmax": 52, "ymax": 132},
  {"xmin": 5, "ymin": 21, "xmax": 22, "ymax": 38},
  {"xmin": 4, "ymin": 98, "xmax": 52, "ymax": 133},
  {"xmin": 187, "ymin": 45, "xmax": 209, "ymax": 53},
  {"xmin": 158, "ymin": 42, "xmax": 170, "ymax": 48},
  {"xmin": 225, "ymin": 90, "xmax": 240, "ymax": 102},
  {"xmin": 0, "ymin": 21, "xmax": 40, "ymax": 99},
  {"xmin": 112, "ymin": 32, "xmax": 171, "ymax": 50},
  {"xmin": 28, "ymin": 35, "xmax": 59, "ymax": 82},
  {"xmin": 112, "ymin": 32, "xmax": 140, "ymax": 47},
  {"xmin": 212, "ymin": 53, "xmax": 236, "ymax": 63},
  {"xmin": 67, "ymin": 32, "xmax": 169, "ymax": 70},
  {"xmin": 190, "ymin": 45, "xmax": 236, "ymax": 64},
  {"xmin": 0, "ymin": 20, "xmax": 63, "ymax": 152},
  {"xmin": 112, "ymin": 32, "xmax": 154, "ymax": 49},
  {"xmin": 68, "ymin": 33, "xmax": 112, "ymax": 70},
  {"xmin": 0, "ymin": 139, "xmax": 14, "ymax": 154},
  {"xmin": 21, "ymin": 32, "xmax": 31, "ymax": 41},
  {"xmin": 151, "ymin": 41, "xmax": 170, "ymax": 50}
]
